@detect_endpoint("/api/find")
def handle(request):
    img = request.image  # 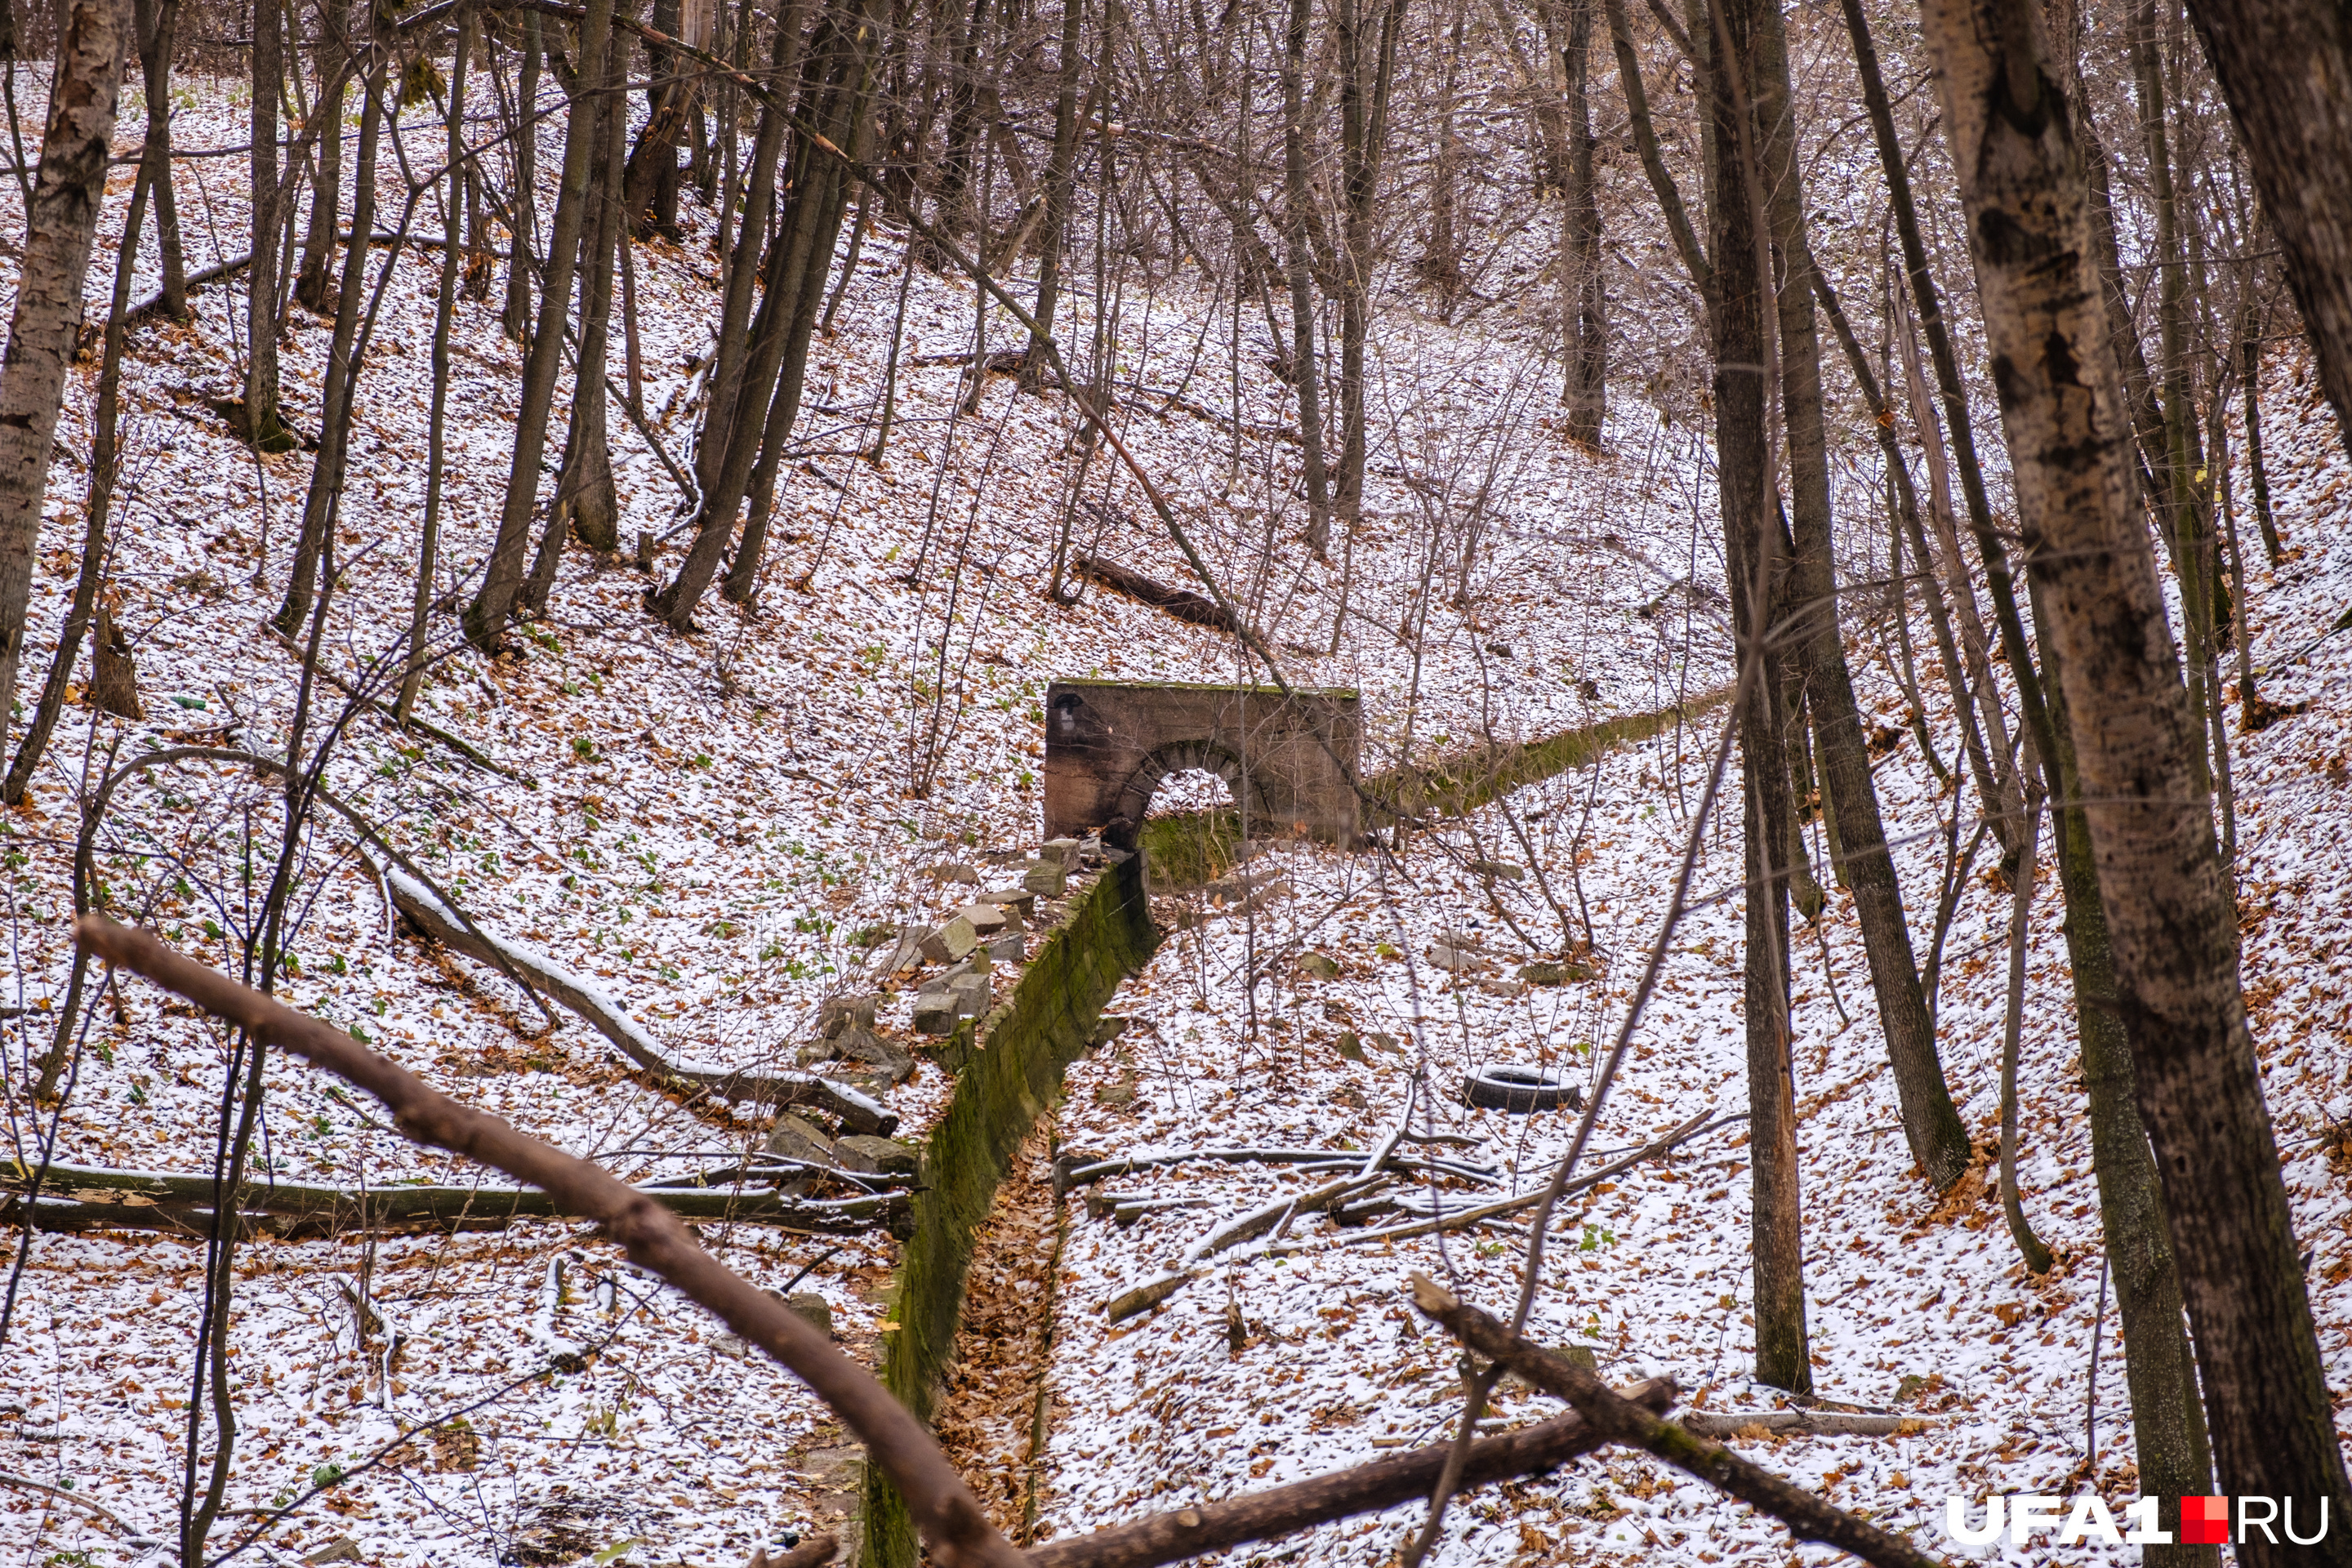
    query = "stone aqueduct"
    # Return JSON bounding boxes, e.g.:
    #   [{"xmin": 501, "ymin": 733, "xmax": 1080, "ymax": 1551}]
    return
[{"xmin": 1040, "ymin": 678, "xmax": 1364, "ymax": 847}]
